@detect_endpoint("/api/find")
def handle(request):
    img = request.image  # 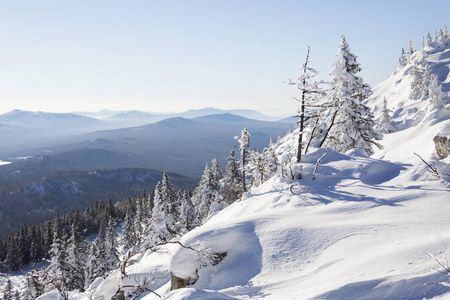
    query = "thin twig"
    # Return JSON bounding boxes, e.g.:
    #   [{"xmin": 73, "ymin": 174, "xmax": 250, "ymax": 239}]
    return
[{"xmin": 414, "ymin": 152, "xmax": 440, "ymax": 178}]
